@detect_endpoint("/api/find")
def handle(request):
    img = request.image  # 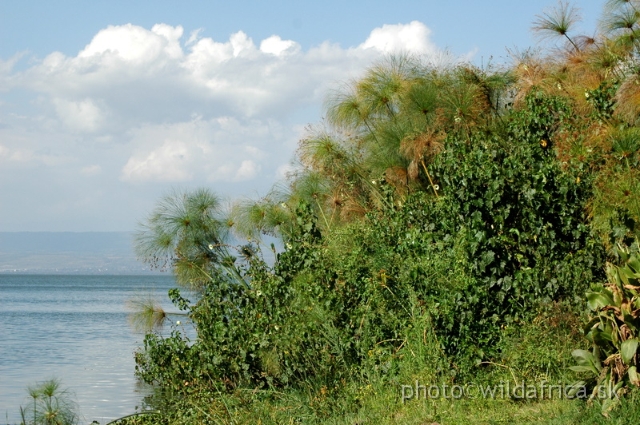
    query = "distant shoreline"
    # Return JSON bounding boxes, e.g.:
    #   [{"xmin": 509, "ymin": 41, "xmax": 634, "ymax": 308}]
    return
[{"xmin": 0, "ymin": 231, "xmax": 149, "ymax": 274}]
